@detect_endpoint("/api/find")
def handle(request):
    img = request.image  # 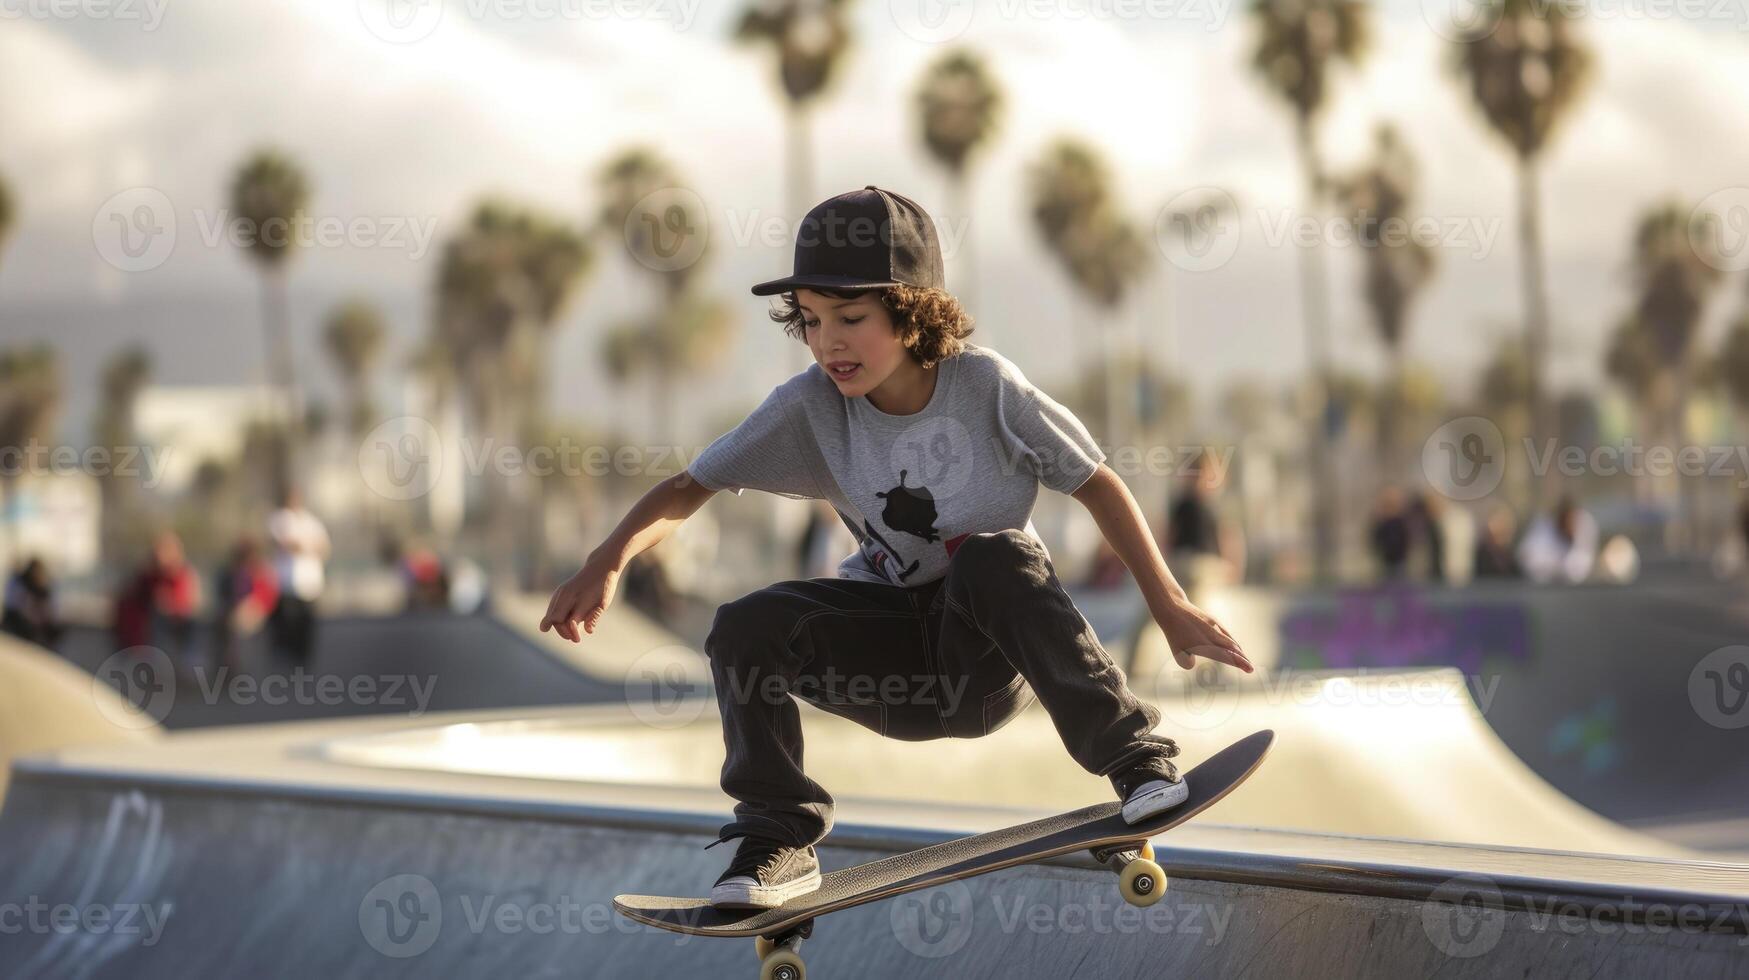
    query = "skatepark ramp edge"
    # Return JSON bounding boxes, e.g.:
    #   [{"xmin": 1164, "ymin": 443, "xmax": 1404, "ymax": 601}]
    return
[{"xmin": 4, "ymin": 749, "xmax": 1749, "ymax": 979}]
